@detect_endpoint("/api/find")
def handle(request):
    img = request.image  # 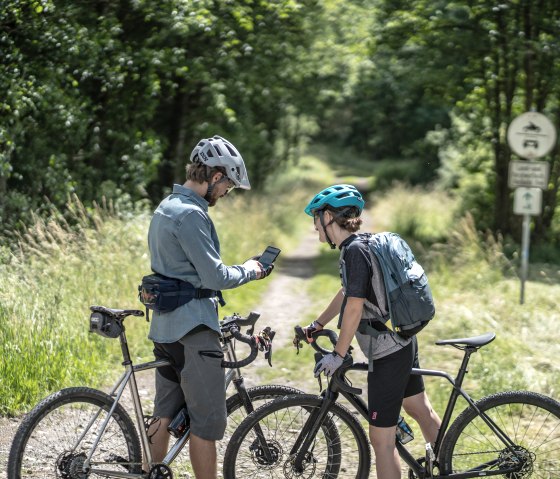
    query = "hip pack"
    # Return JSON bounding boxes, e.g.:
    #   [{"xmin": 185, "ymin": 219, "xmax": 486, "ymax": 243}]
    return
[
  {"xmin": 357, "ymin": 233, "xmax": 435, "ymax": 338},
  {"xmin": 138, "ymin": 273, "xmax": 223, "ymax": 316}
]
